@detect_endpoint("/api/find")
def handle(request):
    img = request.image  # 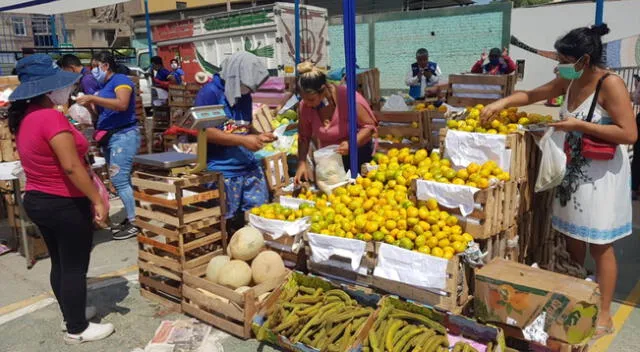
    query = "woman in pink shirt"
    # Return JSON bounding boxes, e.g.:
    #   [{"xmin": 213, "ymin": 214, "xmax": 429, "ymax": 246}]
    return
[
  {"xmin": 295, "ymin": 62, "xmax": 377, "ymax": 183},
  {"xmin": 9, "ymin": 54, "xmax": 113, "ymax": 344}
]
